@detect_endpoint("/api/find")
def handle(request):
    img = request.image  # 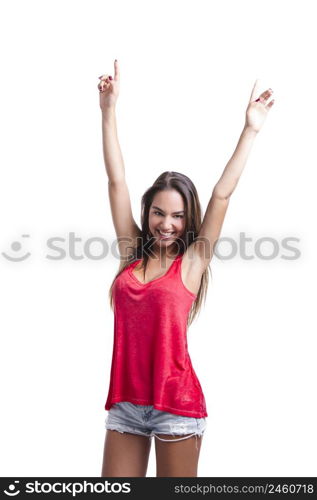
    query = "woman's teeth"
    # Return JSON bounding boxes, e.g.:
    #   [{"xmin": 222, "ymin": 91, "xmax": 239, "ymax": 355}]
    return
[{"xmin": 158, "ymin": 230, "xmax": 174, "ymax": 237}]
